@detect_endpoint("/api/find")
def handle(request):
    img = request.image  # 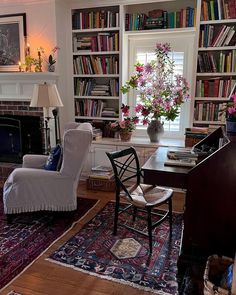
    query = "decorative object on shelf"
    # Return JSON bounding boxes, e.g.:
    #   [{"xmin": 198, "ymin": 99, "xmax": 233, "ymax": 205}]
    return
[
  {"xmin": 110, "ymin": 104, "xmax": 138, "ymax": 141},
  {"xmin": 0, "ymin": 13, "xmax": 26, "ymax": 72},
  {"xmin": 38, "ymin": 46, "xmax": 60, "ymax": 72},
  {"xmin": 221, "ymin": 85, "xmax": 236, "ymax": 134},
  {"xmin": 147, "ymin": 120, "xmax": 164, "ymax": 143},
  {"xmin": 24, "ymin": 54, "xmax": 38, "ymax": 72},
  {"xmin": 119, "ymin": 131, "xmax": 133, "ymax": 141},
  {"xmin": 121, "ymin": 42, "xmax": 190, "ymax": 142},
  {"xmin": 30, "ymin": 82, "xmax": 64, "ymax": 154}
]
